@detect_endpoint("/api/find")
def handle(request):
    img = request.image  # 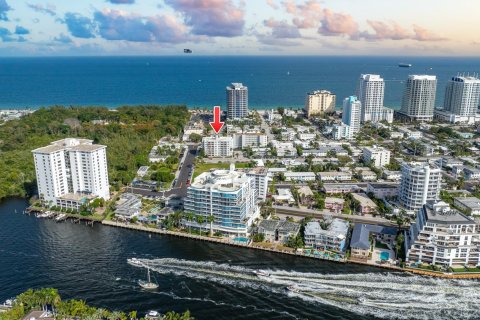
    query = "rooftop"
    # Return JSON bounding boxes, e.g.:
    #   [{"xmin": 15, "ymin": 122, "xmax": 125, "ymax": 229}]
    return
[
  {"xmin": 32, "ymin": 138, "xmax": 105, "ymax": 154},
  {"xmin": 423, "ymin": 201, "xmax": 475, "ymax": 225}
]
